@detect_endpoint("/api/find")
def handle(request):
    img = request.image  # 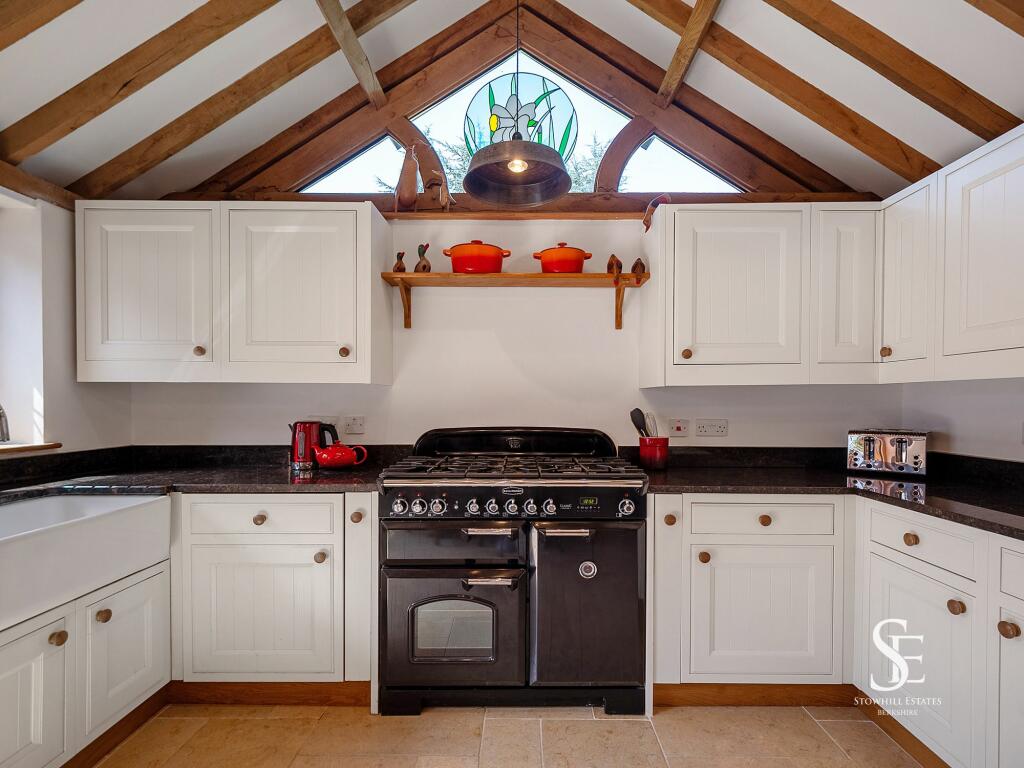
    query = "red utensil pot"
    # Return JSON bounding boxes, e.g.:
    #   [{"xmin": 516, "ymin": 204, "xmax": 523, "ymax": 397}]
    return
[
  {"xmin": 533, "ymin": 242, "xmax": 592, "ymax": 273},
  {"xmin": 443, "ymin": 240, "xmax": 511, "ymax": 273},
  {"xmin": 638, "ymin": 436, "xmax": 669, "ymax": 470}
]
